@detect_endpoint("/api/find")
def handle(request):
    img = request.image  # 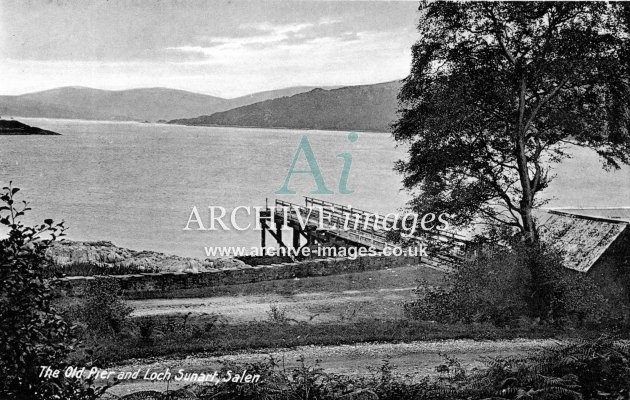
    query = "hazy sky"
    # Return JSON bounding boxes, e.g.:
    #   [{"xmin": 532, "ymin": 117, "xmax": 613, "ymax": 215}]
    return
[{"xmin": 0, "ymin": 0, "xmax": 419, "ymax": 97}]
